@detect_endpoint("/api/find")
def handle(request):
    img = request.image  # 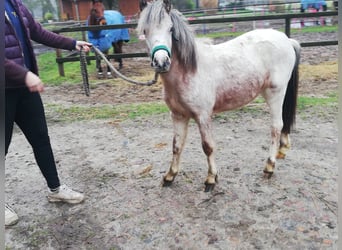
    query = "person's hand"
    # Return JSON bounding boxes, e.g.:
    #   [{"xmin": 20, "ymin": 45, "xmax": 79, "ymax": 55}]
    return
[
  {"xmin": 25, "ymin": 71, "xmax": 44, "ymax": 92},
  {"xmin": 75, "ymin": 41, "xmax": 92, "ymax": 52}
]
